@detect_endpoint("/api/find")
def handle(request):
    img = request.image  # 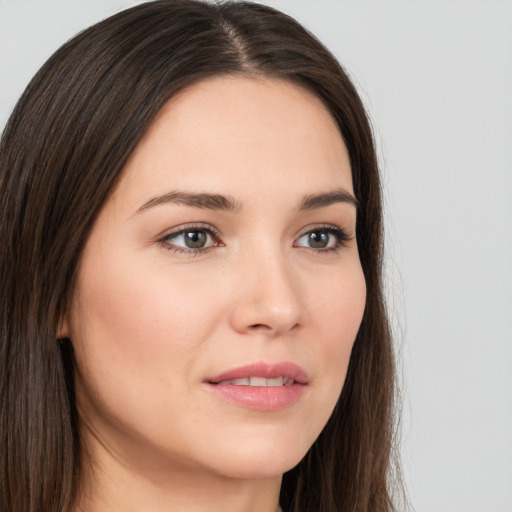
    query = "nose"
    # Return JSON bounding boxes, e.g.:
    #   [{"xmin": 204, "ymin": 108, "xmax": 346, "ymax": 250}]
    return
[{"xmin": 229, "ymin": 250, "xmax": 303, "ymax": 337}]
